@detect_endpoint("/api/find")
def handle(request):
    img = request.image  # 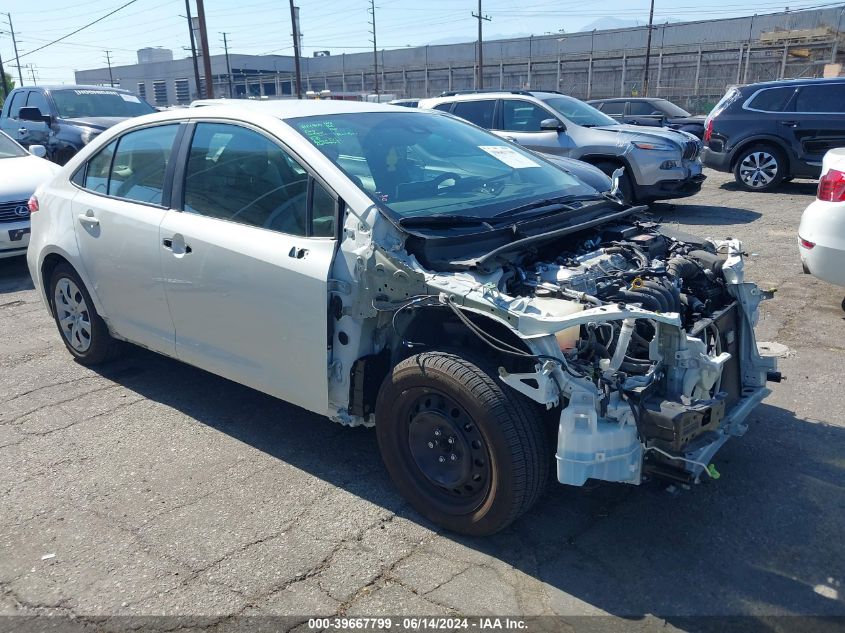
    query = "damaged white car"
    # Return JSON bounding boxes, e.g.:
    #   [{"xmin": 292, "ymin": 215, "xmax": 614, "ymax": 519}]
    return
[{"xmin": 27, "ymin": 101, "xmax": 779, "ymax": 535}]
